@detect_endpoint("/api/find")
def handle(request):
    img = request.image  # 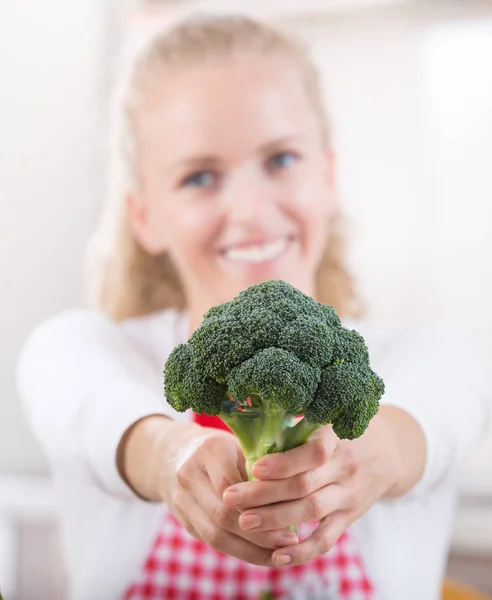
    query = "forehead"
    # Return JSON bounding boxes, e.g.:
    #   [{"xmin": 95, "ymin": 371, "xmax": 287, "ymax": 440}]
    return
[{"xmin": 137, "ymin": 57, "xmax": 320, "ymax": 156}]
